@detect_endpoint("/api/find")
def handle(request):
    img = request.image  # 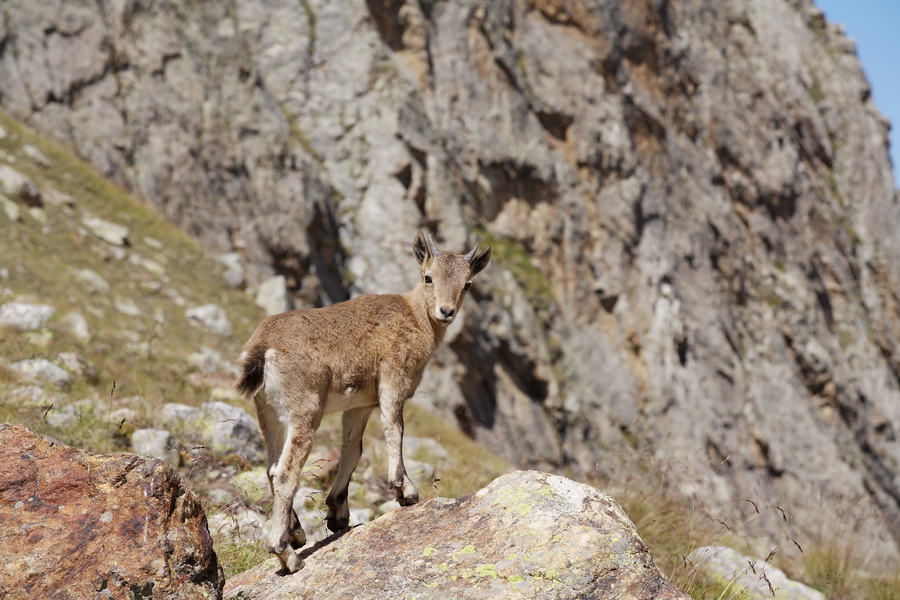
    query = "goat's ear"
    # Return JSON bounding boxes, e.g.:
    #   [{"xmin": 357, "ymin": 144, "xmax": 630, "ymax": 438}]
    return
[
  {"xmin": 413, "ymin": 230, "xmax": 431, "ymax": 265},
  {"xmin": 471, "ymin": 245, "xmax": 491, "ymax": 275}
]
